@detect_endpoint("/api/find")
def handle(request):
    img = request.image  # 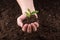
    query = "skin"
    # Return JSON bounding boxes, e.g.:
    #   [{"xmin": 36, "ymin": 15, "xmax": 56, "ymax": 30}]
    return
[{"xmin": 17, "ymin": 0, "xmax": 39, "ymax": 33}]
